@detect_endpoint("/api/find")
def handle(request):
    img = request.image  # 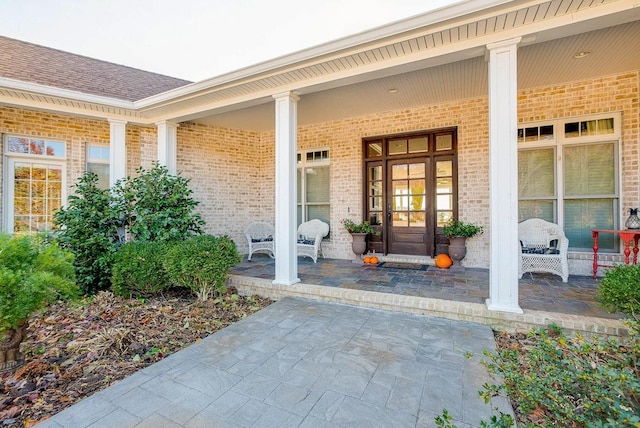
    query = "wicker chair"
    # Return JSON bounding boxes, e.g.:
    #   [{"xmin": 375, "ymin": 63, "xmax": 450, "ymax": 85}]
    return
[
  {"xmin": 518, "ymin": 218, "xmax": 569, "ymax": 282},
  {"xmin": 245, "ymin": 221, "xmax": 275, "ymax": 261},
  {"xmin": 297, "ymin": 219, "xmax": 330, "ymax": 263}
]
